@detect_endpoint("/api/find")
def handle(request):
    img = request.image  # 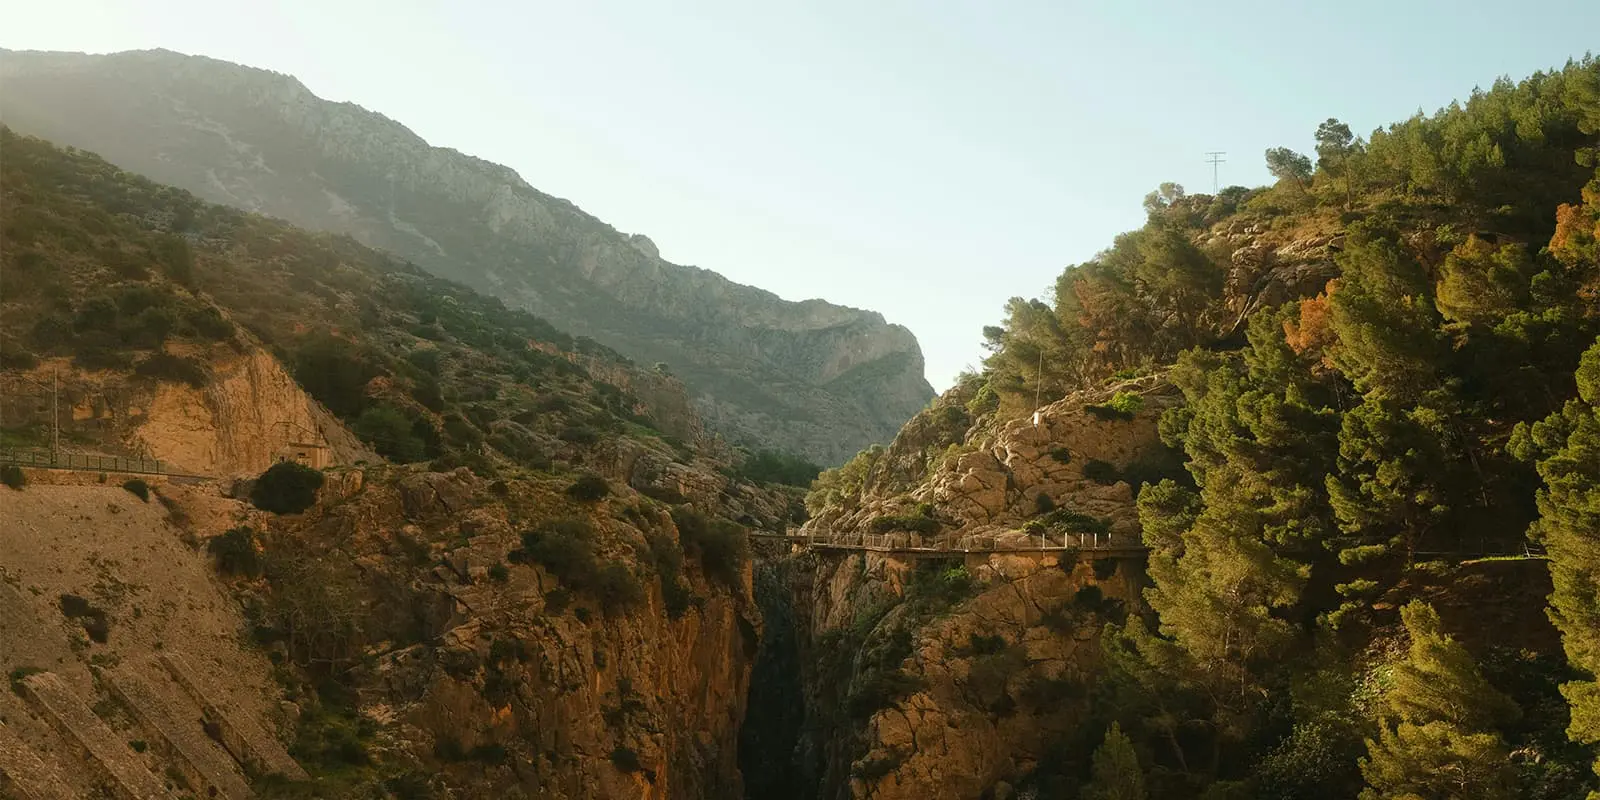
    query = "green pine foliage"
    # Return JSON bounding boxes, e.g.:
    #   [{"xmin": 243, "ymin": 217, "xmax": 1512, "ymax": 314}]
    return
[
  {"xmin": 1358, "ymin": 602, "xmax": 1518, "ymax": 800},
  {"xmin": 1086, "ymin": 722, "xmax": 1147, "ymax": 800},
  {"xmin": 1513, "ymin": 337, "xmax": 1600, "ymax": 781}
]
